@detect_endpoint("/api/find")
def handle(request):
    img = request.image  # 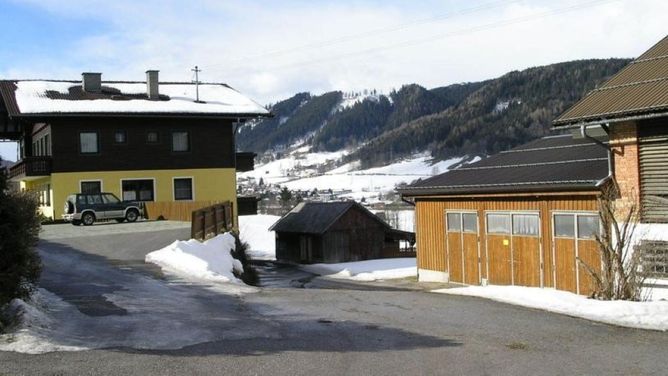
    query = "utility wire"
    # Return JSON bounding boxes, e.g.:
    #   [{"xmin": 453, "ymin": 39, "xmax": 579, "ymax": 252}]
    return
[
  {"xmin": 204, "ymin": 0, "xmax": 522, "ymax": 70},
  {"xmin": 213, "ymin": 0, "xmax": 619, "ymax": 75}
]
